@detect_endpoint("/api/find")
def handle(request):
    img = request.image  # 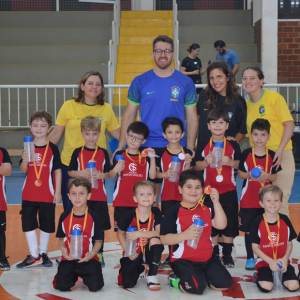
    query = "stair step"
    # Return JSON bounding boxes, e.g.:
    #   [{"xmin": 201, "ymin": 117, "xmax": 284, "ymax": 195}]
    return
[
  {"xmin": 116, "ymin": 72, "xmax": 141, "ymax": 84},
  {"xmin": 118, "ymin": 45, "xmax": 153, "ymax": 54},
  {"xmin": 121, "ymin": 11, "xmax": 172, "ymax": 19},
  {"xmin": 117, "ymin": 63, "xmax": 155, "ymax": 73},
  {"xmin": 117, "ymin": 54, "xmax": 153, "ymax": 64},
  {"xmin": 120, "ymin": 35, "xmax": 160, "ymax": 45},
  {"xmin": 120, "ymin": 27, "xmax": 172, "ymax": 36},
  {"xmin": 121, "ymin": 18, "xmax": 173, "ymax": 28}
]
